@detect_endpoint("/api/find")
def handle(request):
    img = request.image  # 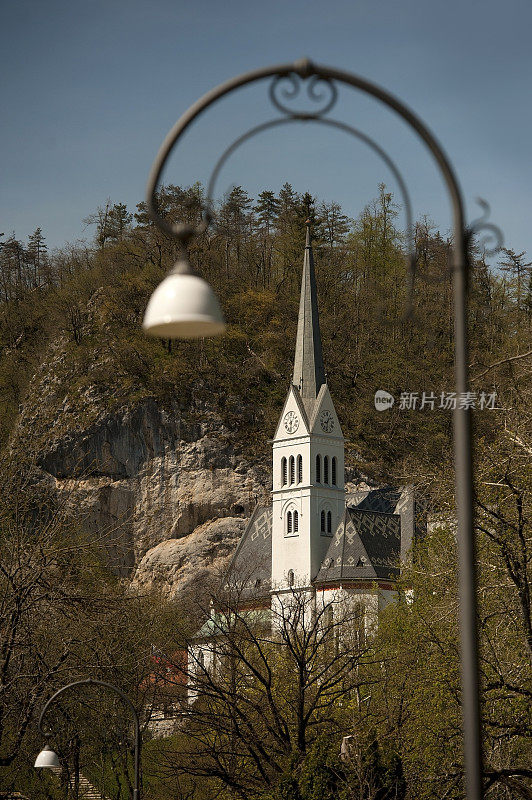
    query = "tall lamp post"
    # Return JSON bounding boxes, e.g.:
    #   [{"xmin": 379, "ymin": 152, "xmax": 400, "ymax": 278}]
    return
[
  {"xmin": 141, "ymin": 59, "xmax": 497, "ymax": 800},
  {"xmin": 35, "ymin": 678, "xmax": 141, "ymax": 800}
]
